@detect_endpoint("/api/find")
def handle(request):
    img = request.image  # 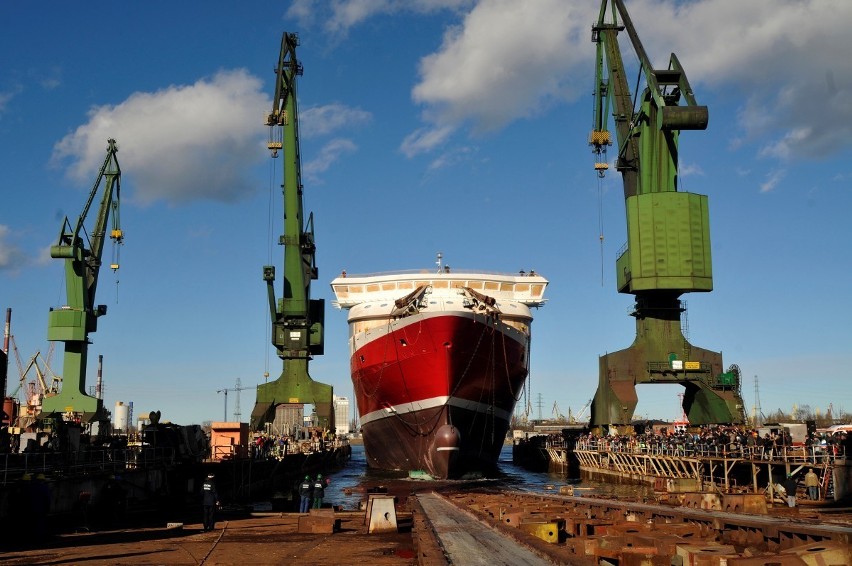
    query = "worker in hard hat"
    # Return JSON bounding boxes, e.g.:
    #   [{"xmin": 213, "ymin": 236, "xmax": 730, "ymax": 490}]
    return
[
  {"xmin": 201, "ymin": 473, "xmax": 219, "ymax": 531},
  {"xmin": 312, "ymin": 473, "xmax": 327, "ymax": 509},
  {"xmin": 299, "ymin": 474, "xmax": 313, "ymax": 513}
]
